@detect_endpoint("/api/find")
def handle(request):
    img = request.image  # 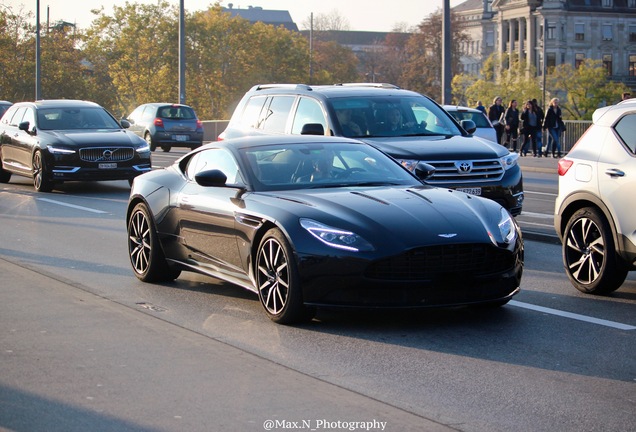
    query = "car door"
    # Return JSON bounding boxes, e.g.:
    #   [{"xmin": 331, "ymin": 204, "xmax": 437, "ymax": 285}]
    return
[
  {"xmin": 175, "ymin": 148, "xmax": 246, "ymax": 274},
  {"xmin": 2, "ymin": 106, "xmax": 38, "ymax": 174}
]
